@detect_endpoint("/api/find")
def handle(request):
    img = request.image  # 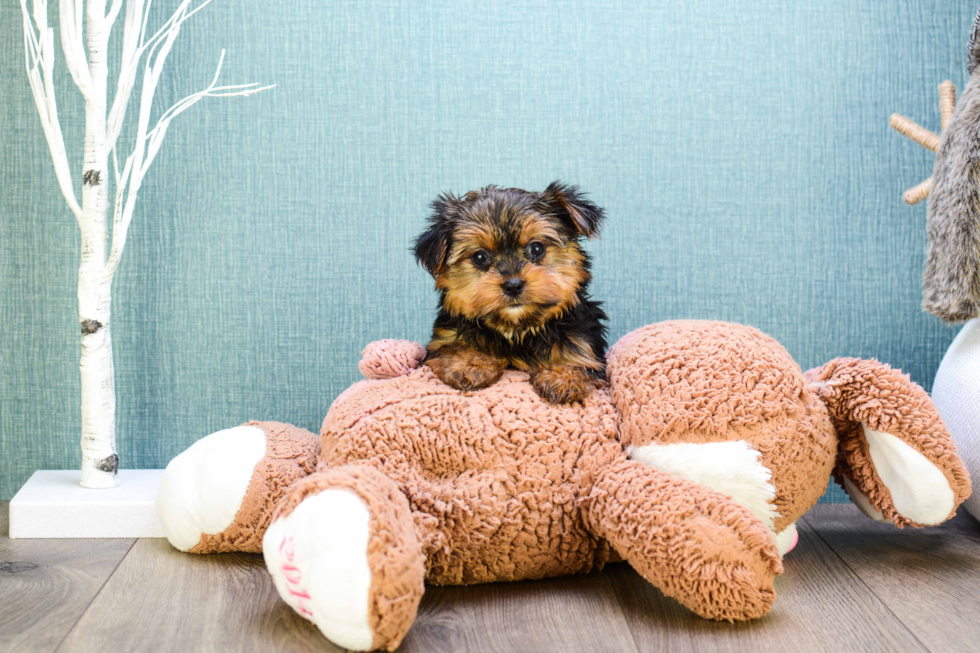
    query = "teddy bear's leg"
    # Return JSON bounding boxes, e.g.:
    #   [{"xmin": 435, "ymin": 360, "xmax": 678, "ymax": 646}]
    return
[
  {"xmin": 157, "ymin": 421, "xmax": 319, "ymax": 553},
  {"xmin": 263, "ymin": 465, "xmax": 425, "ymax": 652},
  {"xmin": 807, "ymin": 358, "xmax": 972, "ymax": 527},
  {"xmin": 586, "ymin": 459, "xmax": 782, "ymax": 621}
]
